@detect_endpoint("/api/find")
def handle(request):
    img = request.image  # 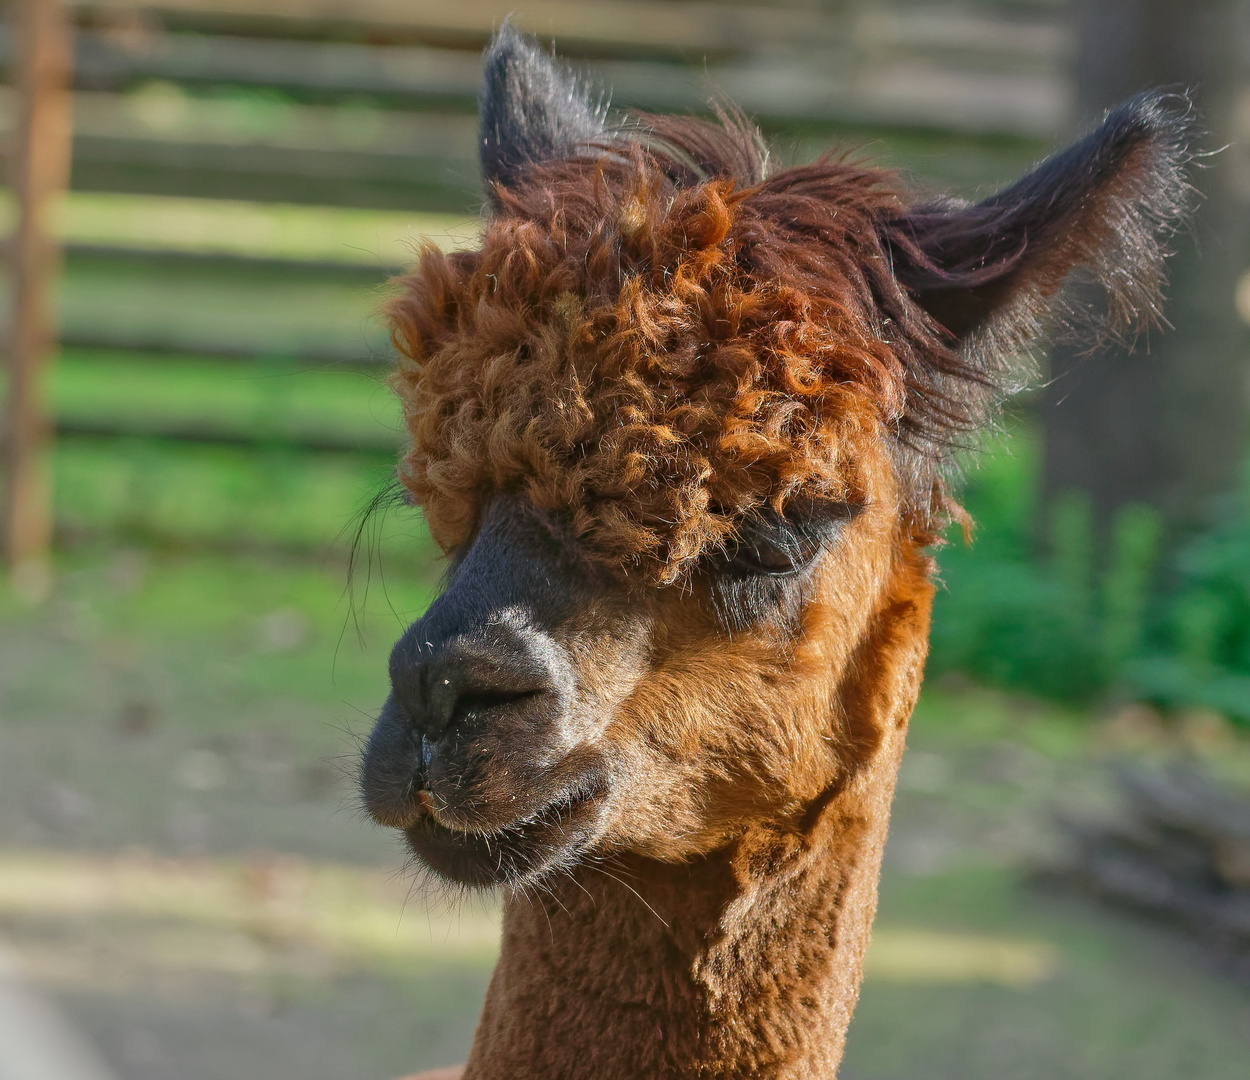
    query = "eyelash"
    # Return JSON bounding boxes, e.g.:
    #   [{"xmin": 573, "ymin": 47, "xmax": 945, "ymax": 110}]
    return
[{"xmin": 707, "ymin": 502, "xmax": 857, "ymax": 632}]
